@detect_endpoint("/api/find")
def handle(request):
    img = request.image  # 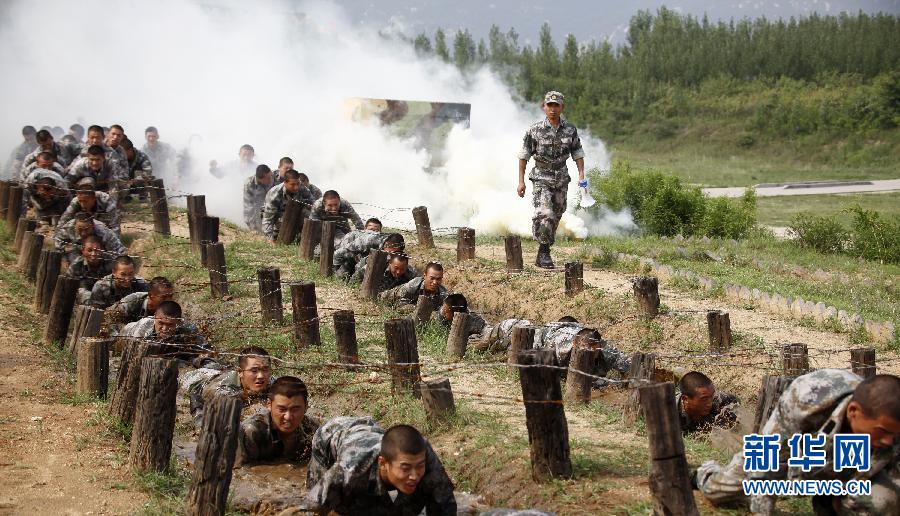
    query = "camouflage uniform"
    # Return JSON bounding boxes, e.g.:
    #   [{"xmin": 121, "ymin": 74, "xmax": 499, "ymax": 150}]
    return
[
  {"xmin": 53, "ymin": 218, "xmax": 126, "ymax": 263},
  {"xmin": 242, "ymin": 175, "xmax": 269, "ymax": 233},
  {"xmin": 696, "ymin": 369, "xmax": 900, "ymax": 515},
  {"xmin": 122, "ymin": 316, "xmax": 211, "ymax": 362},
  {"xmin": 141, "ymin": 141, "xmax": 177, "ymax": 181},
  {"xmin": 535, "ymin": 322, "xmax": 631, "ymax": 375},
  {"xmin": 433, "ymin": 309, "xmax": 488, "ymax": 337},
  {"xmin": 66, "ymin": 255, "xmax": 114, "ymax": 291},
  {"xmin": 675, "ymin": 390, "xmax": 740, "ymax": 434},
  {"xmin": 126, "ymin": 148, "xmax": 153, "ymax": 197},
  {"xmin": 351, "ymin": 259, "xmax": 419, "ymax": 285},
  {"xmin": 308, "ymin": 198, "xmax": 365, "ymax": 243},
  {"xmin": 261, "ymin": 182, "xmax": 314, "ymax": 241},
  {"xmin": 4, "ymin": 140, "xmax": 38, "ymax": 180},
  {"xmin": 333, "ymin": 230, "xmax": 385, "ymax": 279},
  {"xmin": 107, "ymin": 291, "xmax": 153, "ymax": 329},
  {"xmin": 305, "ymin": 416, "xmax": 457, "ymax": 515},
  {"xmin": 22, "ymin": 141, "xmax": 79, "ymax": 170},
  {"xmin": 238, "ymin": 408, "xmax": 320, "ymax": 465},
  {"xmin": 65, "ymin": 157, "xmax": 127, "ymax": 199},
  {"xmin": 517, "ymin": 117, "xmax": 584, "ymax": 245},
  {"xmin": 306, "ymin": 182, "xmax": 323, "ymax": 200},
  {"xmin": 89, "ymin": 274, "xmax": 150, "ymax": 309},
  {"xmin": 22, "ymin": 160, "xmax": 66, "ymax": 180},
  {"xmin": 57, "ymin": 191, "xmax": 121, "ymax": 233},
  {"xmin": 378, "ymin": 277, "xmax": 448, "ymax": 310},
  {"xmin": 179, "ymin": 368, "xmax": 275, "ymax": 431},
  {"xmin": 210, "ymin": 159, "xmax": 257, "ymax": 180},
  {"xmin": 25, "ymin": 169, "xmax": 71, "ymax": 219},
  {"xmin": 470, "ymin": 318, "xmax": 533, "ymax": 353}
]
